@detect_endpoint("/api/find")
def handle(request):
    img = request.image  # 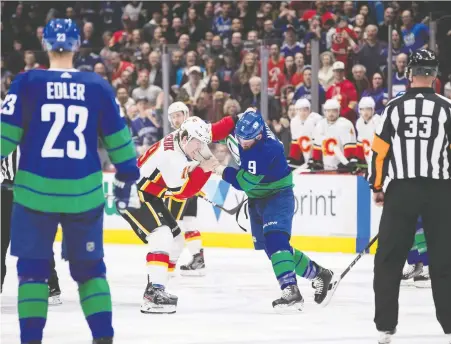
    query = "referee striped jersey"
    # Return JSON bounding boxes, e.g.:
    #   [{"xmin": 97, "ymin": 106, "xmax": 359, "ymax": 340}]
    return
[
  {"xmin": 368, "ymin": 87, "xmax": 451, "ymax": 191},
  {"xmin": 1, "ymin": 148, "xmax": 19, "ymax": 184}
]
